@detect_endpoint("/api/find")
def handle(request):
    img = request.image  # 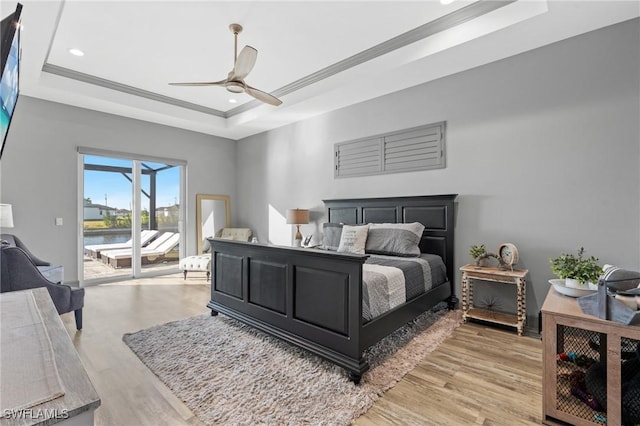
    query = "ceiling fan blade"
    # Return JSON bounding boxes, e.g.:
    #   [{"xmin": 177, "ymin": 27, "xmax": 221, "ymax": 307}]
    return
[
  {"xmin": 230, "ymin": 46, "xmax": 257, "ymax": 80},
  {"xmin": 168, "ymin": 80, "xmax": 227, "ymax": 87},
  {"xmin": 245, "ymin": 85, "xmax": 282, "ymax": 106}
]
